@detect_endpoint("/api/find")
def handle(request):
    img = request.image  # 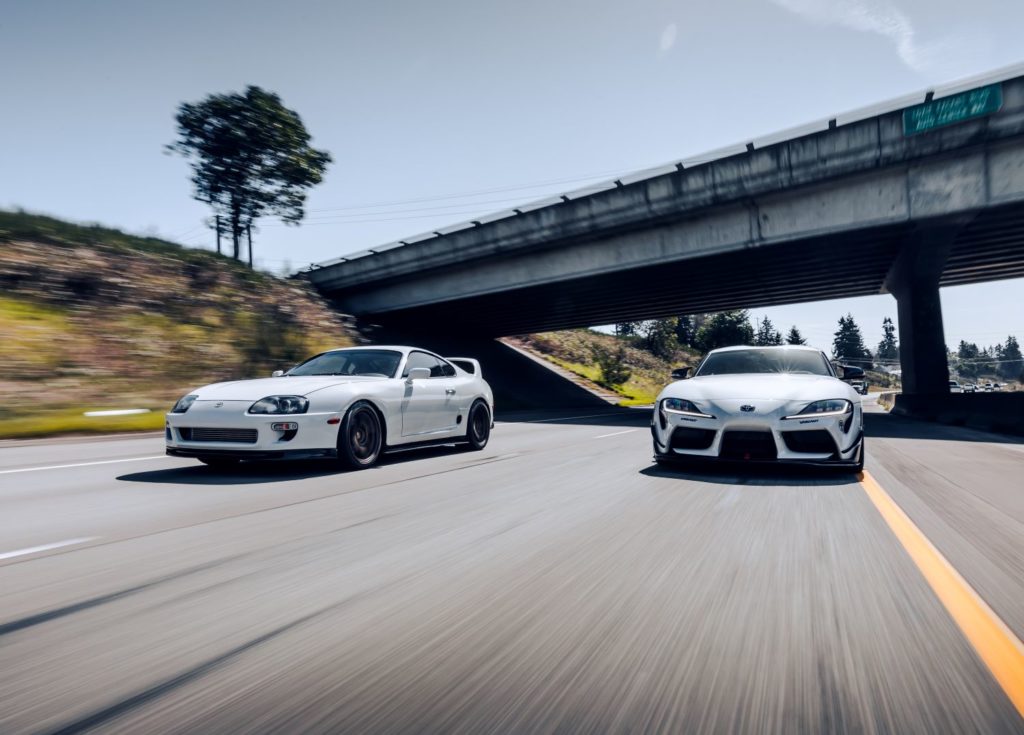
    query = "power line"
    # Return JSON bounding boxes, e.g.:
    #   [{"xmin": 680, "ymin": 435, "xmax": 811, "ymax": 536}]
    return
[
  {"xmin": 168, "ymin": 223, "xmax": 207, "ymax": 241},
  {"xmin": 298, "ymin": 195, "xmax": 549, "ymax": 221},
  {"xmin": 839, "ymin": 356, "xmax": 1023, "ymax": 365},
  {"xmin": 259, "ymin": 208, "xmax": 516, "ymax": 227},
  {"xmin": 304, "ymin": 167, "xmax": 637, "ymax": 213}
]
